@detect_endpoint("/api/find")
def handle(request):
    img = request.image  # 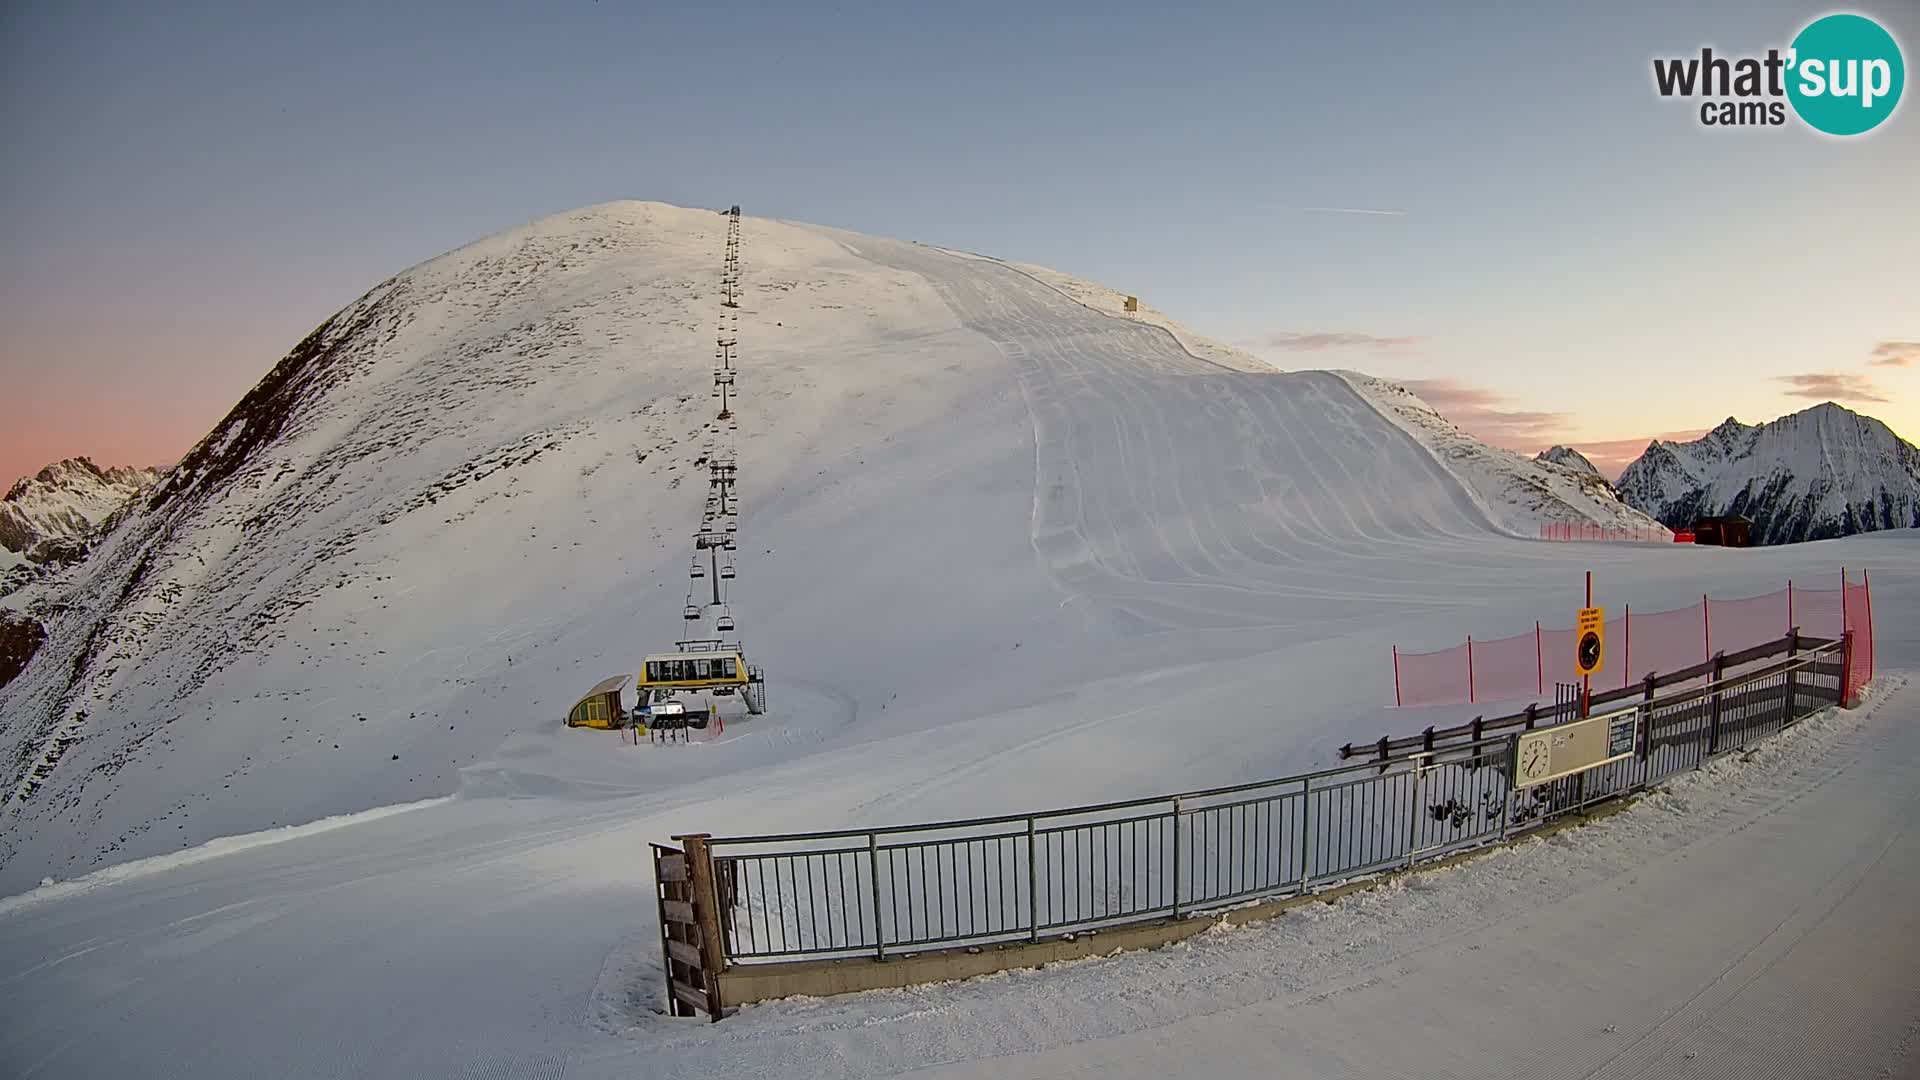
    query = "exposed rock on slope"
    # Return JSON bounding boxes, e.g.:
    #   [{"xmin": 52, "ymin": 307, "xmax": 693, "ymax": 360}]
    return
[{"xmin": 1536, "ymin": 445, "xmax": 1602, "ymax": 479}]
